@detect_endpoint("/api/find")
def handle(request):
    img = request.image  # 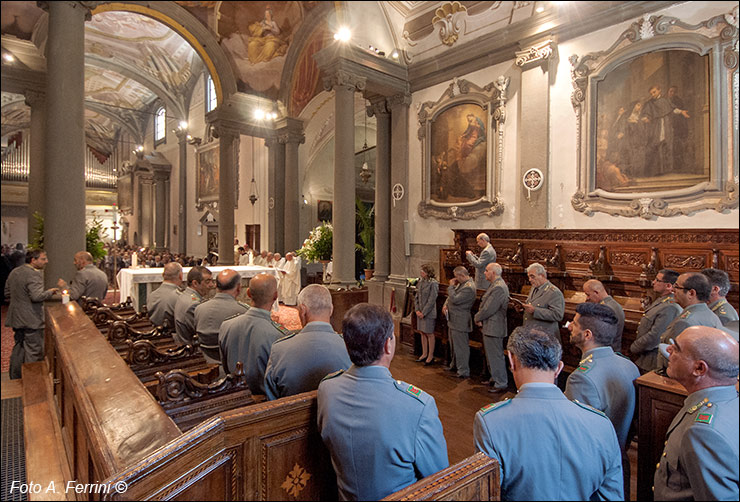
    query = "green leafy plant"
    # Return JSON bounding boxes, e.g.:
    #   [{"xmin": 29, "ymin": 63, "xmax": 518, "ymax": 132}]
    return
[
  {"xmin": 296, "ymin": 222, "xmax": 333, "ymax": 263},
  {"xmin": 355, "ymin": 197, "xmax": 374, "ymax": 270},
  {"xmin": 28, "ymin": 211, "xmax": 44, "ymax": 251},
  {"xmin": 86, "ymin": 214, "xmax": 107, "ymax": 262}
]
